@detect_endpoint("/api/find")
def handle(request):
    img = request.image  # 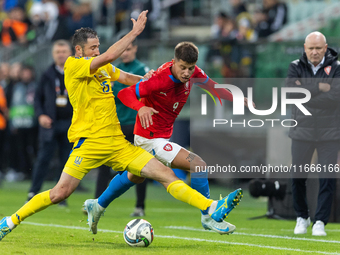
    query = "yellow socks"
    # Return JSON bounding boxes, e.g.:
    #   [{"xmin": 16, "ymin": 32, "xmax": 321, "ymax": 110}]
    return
[
  {"xmin": 11, "ymin": 190, "xmax": 53, "ymax": 225},
  {"xmin": 167, "ymin": 180, "xmax": 213, "ymax": 211}
]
